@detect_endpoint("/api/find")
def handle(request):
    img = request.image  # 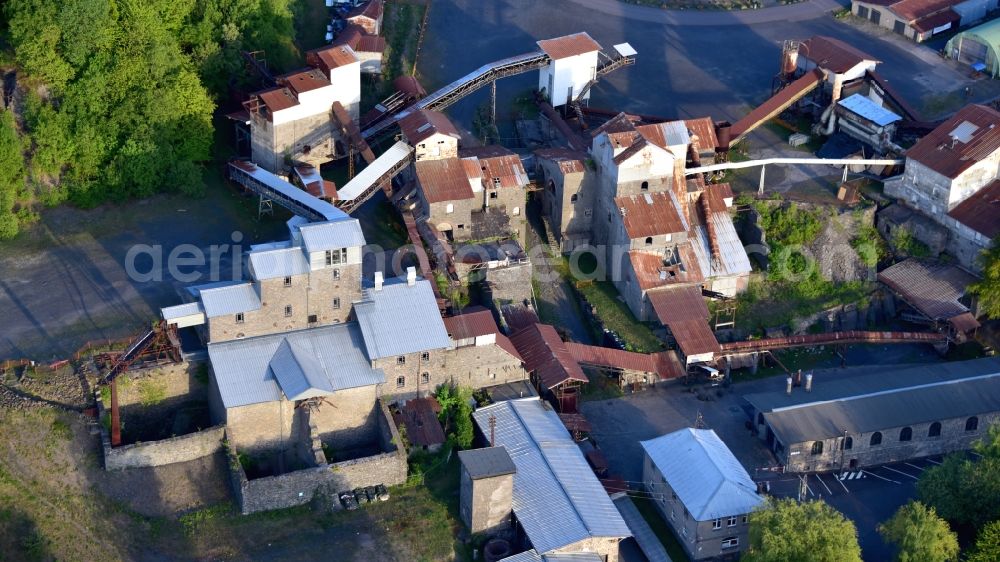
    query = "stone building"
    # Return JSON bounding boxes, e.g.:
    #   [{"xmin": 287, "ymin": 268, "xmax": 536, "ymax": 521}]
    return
[
  {"xmin": 355, "ymin": 269, "xmax": 453, "ymax": 401},
  {"xmin": 850, "ymin": 0, "xmax": 994, "ymax": 43},
  {"xmin": 246, "ymin": 46, "xmax": 361, "ymax": 172},
  {"xmin": 459, "ymin": 145, "xmax": 529, "ymax": 242},
  {"xmin": 641, "ymin": 428, "xmax": 764, "ymax": 560},
  {"xmin": 743, "ymin": 357, "xmax": 1000, "ymax": 473},
  {"xmin": 414, "ymin": 157, "xmax": 480, "ymax": 241},
  {"xmin": 459, "ymin": 446, "xmax": 516, "ymax": 535},
  {"xmin": 400, "ymin": 109, "xmax": 462, "ymax": 162},
  {"xmin": 884, "ymin": 104, "xmax": 1000, "ymax": 271},
  {"xmin": 471, "ymin": 399, "xmax": 632, "ymax": 561},
  {"xmin": 536, "ymin": 148, "xmax": 597, "ymax": 252},
  {"xmin": 442, "ymin": 307, "xmax": 527, "ymax": 390}
]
